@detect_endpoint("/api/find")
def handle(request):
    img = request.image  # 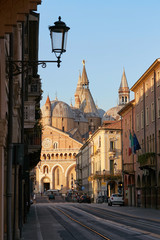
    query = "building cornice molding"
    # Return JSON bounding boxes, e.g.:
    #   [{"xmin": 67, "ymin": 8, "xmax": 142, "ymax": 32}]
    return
[{"xmin": 0, "ymin": 0, "xmax": 41, "ymax": 37}]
